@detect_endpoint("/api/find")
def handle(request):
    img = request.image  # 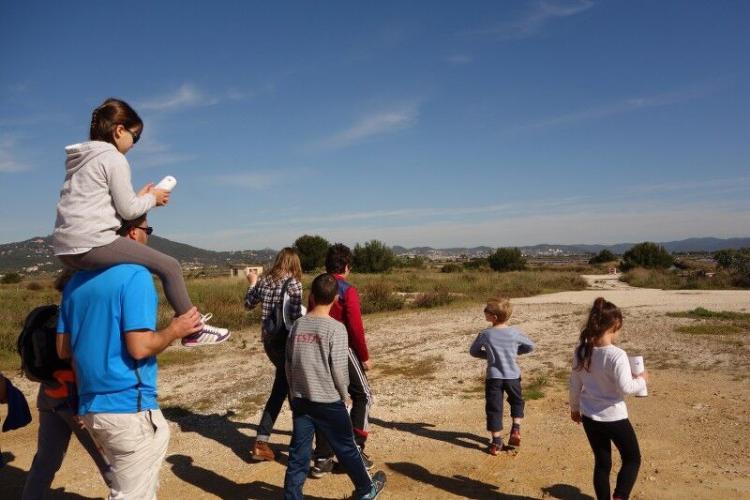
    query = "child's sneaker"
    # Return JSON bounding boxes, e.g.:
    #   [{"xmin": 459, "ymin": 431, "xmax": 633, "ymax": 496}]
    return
[
  {"xmin": 182, "ymin": 313, "xmax": 231, "ymax": 346},
  {"xmin": 508, "ymin": 428, "xmax": 521, "ymax": 447},
  {"xmin": 310, "ymin": 456, "xmax": 336, "ymax": 478},
  {"xmin": 355, "ymin": 470, "xmax": 386, "ymax": 499},
  {"xmin": 250, "ymin": 440, "xmax": 275, "ymax": 461},
  {"xmin": 488, "ymin": 440, "xmax": 503, "ymax": 456}
]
